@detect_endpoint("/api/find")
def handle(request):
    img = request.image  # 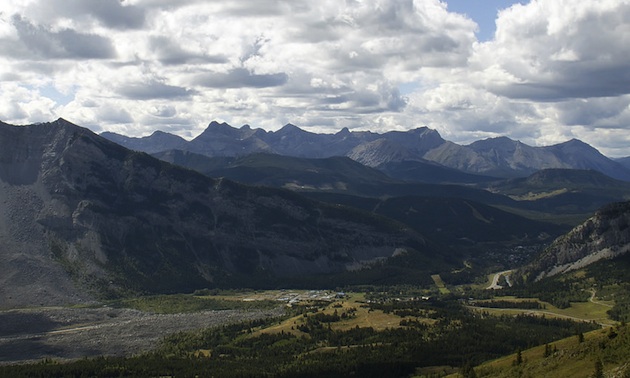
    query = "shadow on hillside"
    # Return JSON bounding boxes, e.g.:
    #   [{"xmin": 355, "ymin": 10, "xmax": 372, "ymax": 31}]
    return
[{"xmin": 0, "ymin": 312, "xmax": 62, "ymax": 337}]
